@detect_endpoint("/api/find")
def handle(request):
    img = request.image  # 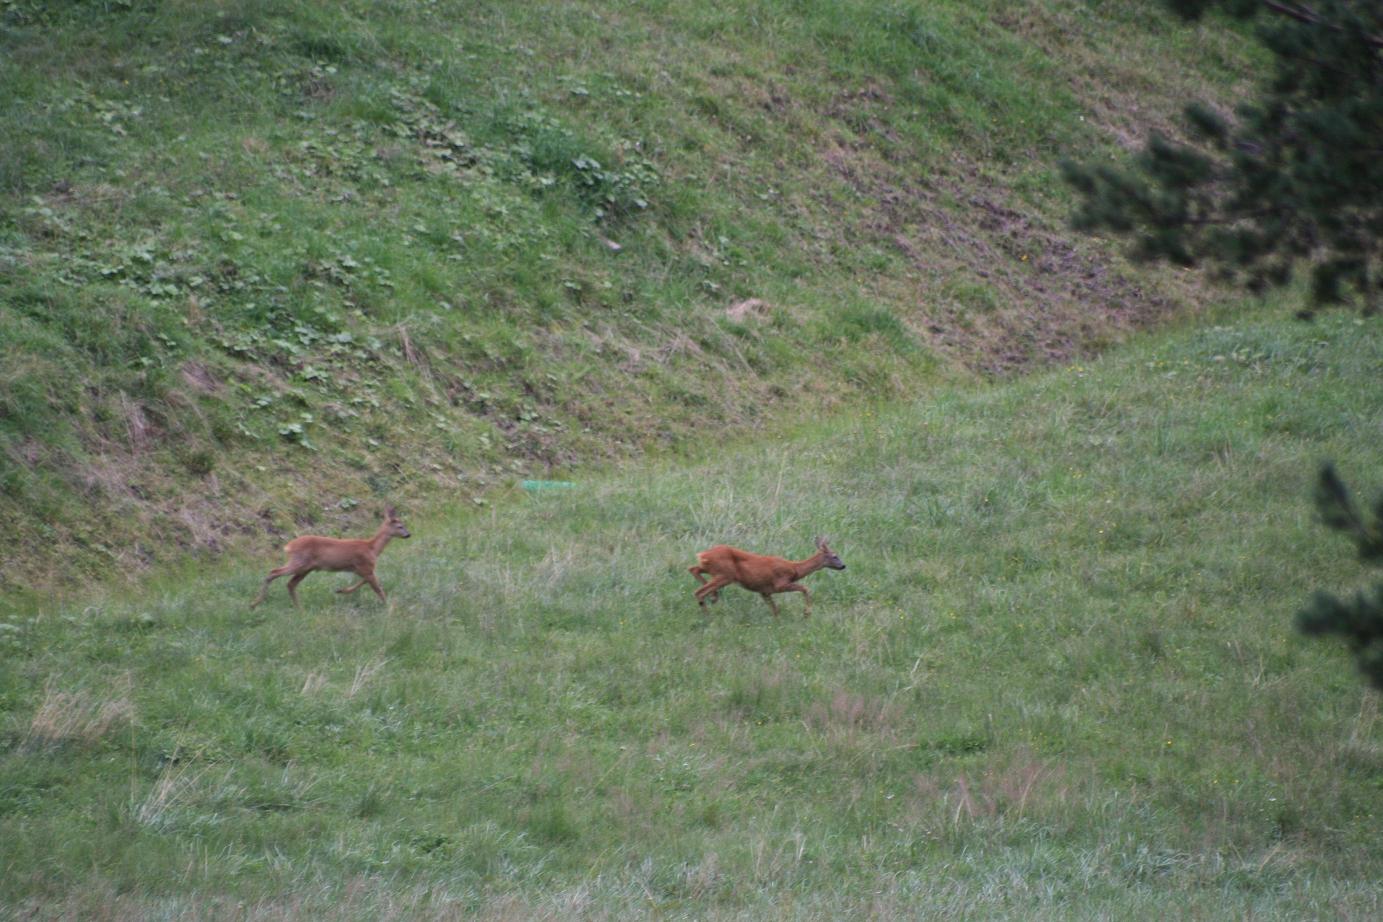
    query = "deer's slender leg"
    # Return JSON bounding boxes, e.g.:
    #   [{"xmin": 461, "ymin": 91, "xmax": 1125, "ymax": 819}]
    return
[
  {"xmin": 365, "ymin": 574, "xmax": 387, "ymax": 602},
  {"xmin": 252, "ymin": 564, "xmax": 298, "ymax": 608},
  {"xmin": 690, "ymin": 566, "xmax": 721, "ymax": 602},
  {"xmin": 286, "ymin": 571, "xmax": 311, "ymax": 609},
  {"xmin": 760, "ymin": 593, "xmax": 781, "ymax": 618},
  {"xmin": 695, "ymin": 576, "xmax": 732, "ymax": 607},
  {"xmin": 337, "ymin": 578, "xmax": 367, "ymax": 595}
]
